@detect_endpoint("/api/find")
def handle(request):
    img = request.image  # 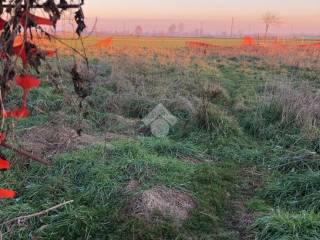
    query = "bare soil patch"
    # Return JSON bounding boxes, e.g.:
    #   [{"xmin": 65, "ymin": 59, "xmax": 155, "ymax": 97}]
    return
[{"xmin": 17, "ymin": 120, "xmax": 102, "ymax": 158}]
